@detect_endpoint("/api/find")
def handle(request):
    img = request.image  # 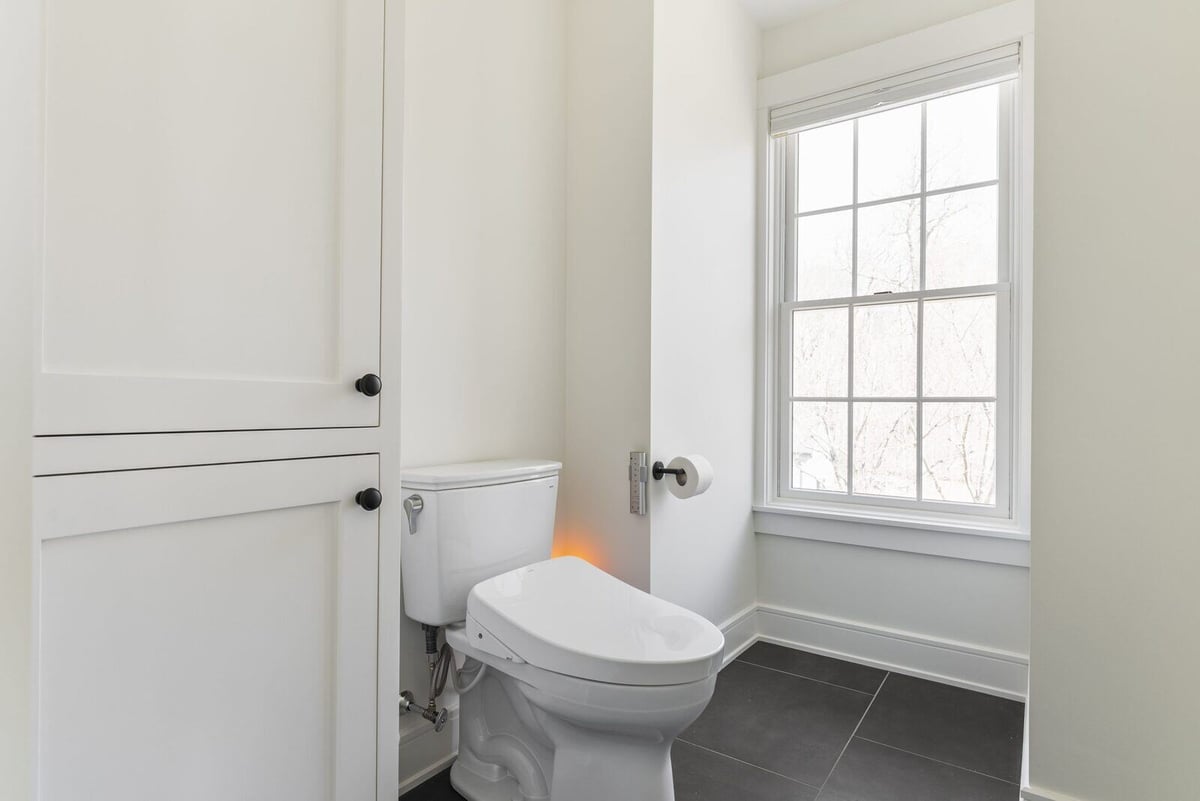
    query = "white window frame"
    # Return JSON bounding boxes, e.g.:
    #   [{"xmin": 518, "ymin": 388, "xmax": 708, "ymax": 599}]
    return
[
  {"xmin": 775, "ymin": 84, "xmax": 1014, "ymax": 516},
  {"xmin": 754, "ymin": 1, "xmax": 1033, "ymax": 558}
]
